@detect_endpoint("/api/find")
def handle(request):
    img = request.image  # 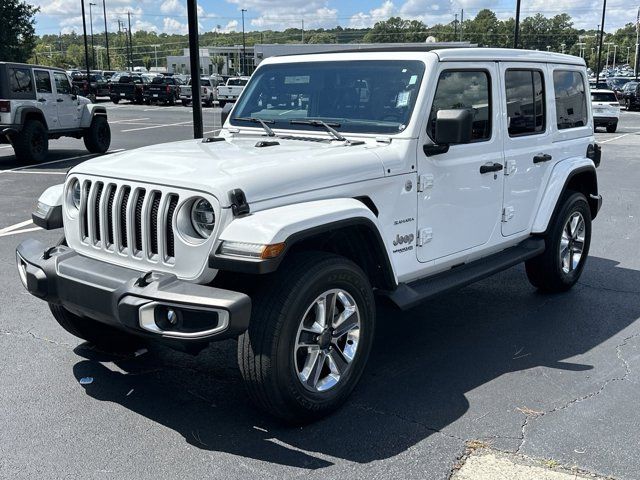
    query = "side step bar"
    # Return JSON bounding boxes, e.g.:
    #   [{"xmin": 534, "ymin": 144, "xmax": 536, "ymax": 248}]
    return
[{"xmin": 380, "ymin": 238, "xmax": 545, "ymax": 311}]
